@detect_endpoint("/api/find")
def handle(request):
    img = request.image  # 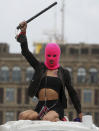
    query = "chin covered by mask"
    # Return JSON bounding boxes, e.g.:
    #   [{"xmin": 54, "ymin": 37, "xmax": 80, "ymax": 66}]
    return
[{"xmin": 44, "ymin": 43, "xmax": 61, "ymax": 70}]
